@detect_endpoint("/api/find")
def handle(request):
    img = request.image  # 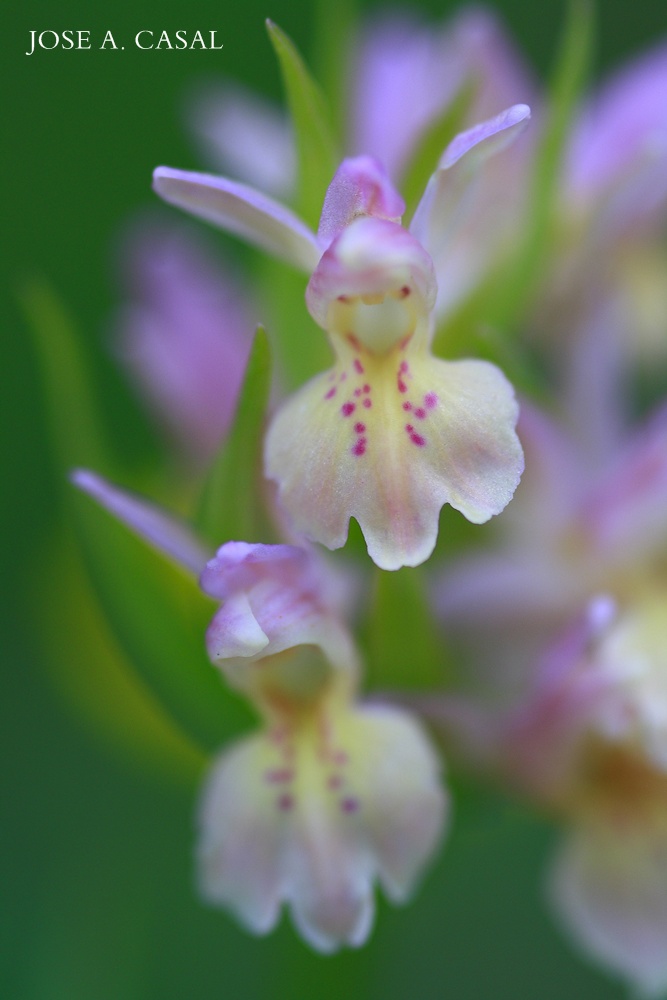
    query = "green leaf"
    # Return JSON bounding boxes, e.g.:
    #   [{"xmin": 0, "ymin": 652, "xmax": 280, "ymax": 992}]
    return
[
  {"xmin": 504, "ymin": 0, "xmax": 594, "ymax": 313},
  {"xmin": 311, "ymin": 0, "xmax": 357, "ymax": 140},
  {"xmin": 21, "ymin": 278, "xmax": 252, "ymax": 755},
  {"xmin": 72, "ymin": 491, "xmax": 252, "ymax": 752},
  {"xmin": 542, "ymin": 0, "xmax": 595, "ymax": 178},
  {"xmin": 266, "ymin": 19, "xmax": 339, "ymax": 228},
  {"xmin": 38, "ymin": 531, "xmax": 207, "ymax": 786},
  {"xmin": 363, "ymin": 568, "xmax": 446, "ymax": 691},
  {"xmin": 195, "ymin": 325, "xmax": 275, "ymax": 546},
  {"xmin": 19, "ymin": 278, "xmax": 112, "ymax": 472},
  {"xmin": 401, "ymin": 79, "xmax": 477, "ymax": 222}
]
